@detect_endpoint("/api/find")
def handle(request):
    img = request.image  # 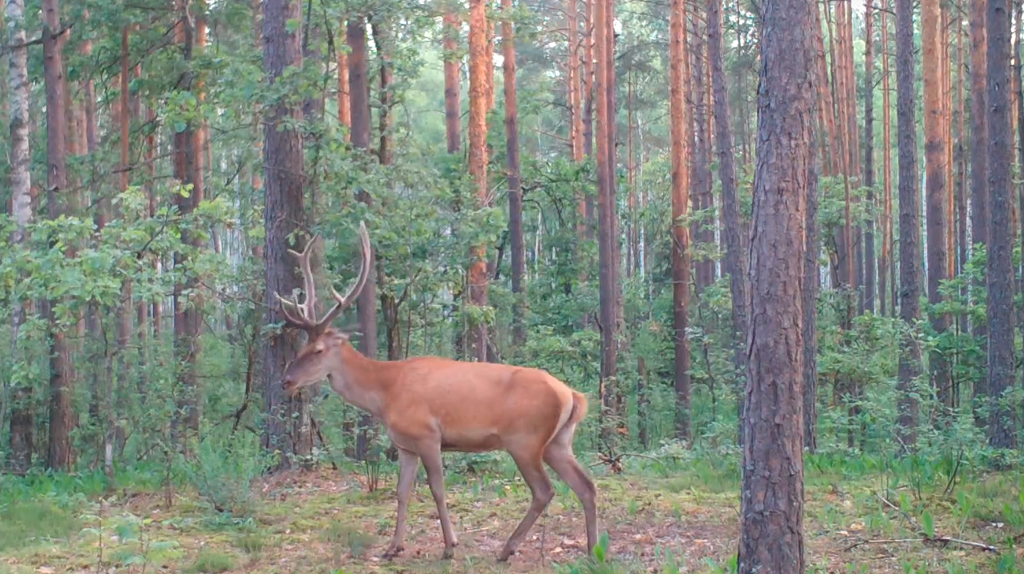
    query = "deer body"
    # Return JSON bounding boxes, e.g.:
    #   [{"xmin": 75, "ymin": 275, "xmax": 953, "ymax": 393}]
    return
[{"xmin": 273, "ymin": 223, "xmax": 598, "ymax": 562}]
